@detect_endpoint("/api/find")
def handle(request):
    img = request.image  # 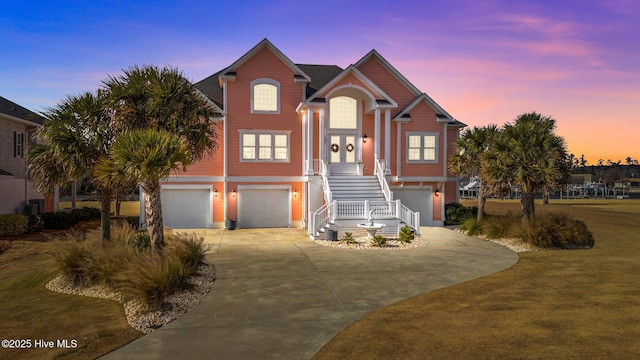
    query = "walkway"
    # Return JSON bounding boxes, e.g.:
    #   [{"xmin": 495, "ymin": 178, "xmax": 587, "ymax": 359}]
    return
[{"xmin": 101, "ymin": 227, "xmax": 518, "ymax": 359}]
